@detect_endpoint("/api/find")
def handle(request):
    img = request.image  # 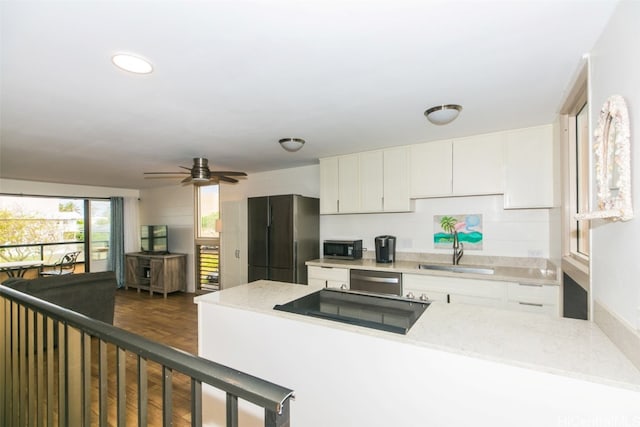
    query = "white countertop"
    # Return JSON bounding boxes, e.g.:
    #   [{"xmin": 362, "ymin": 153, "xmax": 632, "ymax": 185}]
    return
[
  {"xmin": 196, "ymin": 280, "xmax": 640, "ymax": 391},
  {"xmin": 306, "ymin": 257, "xmax": 559, "ymax": 285}
]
